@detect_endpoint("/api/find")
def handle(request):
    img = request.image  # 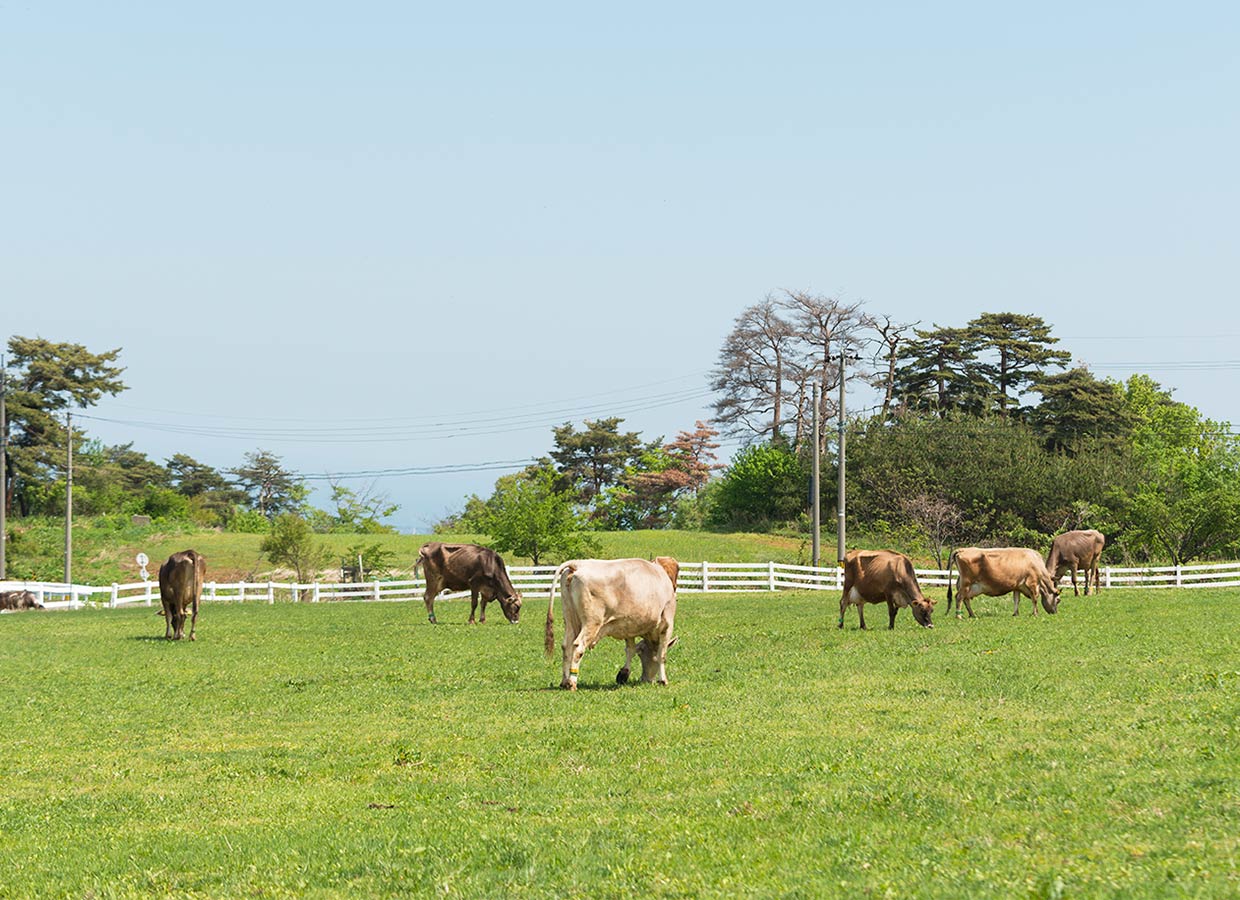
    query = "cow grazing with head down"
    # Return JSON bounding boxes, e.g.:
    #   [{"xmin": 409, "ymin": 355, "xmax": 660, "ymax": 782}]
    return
[
  {"xmin": 0, "ymin": 590, "xmax": 44, "ymax": 611},
  {"xmin": 838, "ymin": 549, "xmax": 935, "ymax": 630},
  {"xmin": 158, "ymin": 549, "xmax": 205, "ymax": 640},
  {"xmin": 414, "ymin": 542, "xmax": 521, "ymax": 625},
  {"xmin": 1046, "ymin": 529, "xmax": 1106, "ymax": 596},
  {"xmin": 947, "ymin": 547, "xmax": 1060, "ymax": 618},
  {"xmin": 546, "ymin": 557, "xmax": 679, "ymax": 691}
]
